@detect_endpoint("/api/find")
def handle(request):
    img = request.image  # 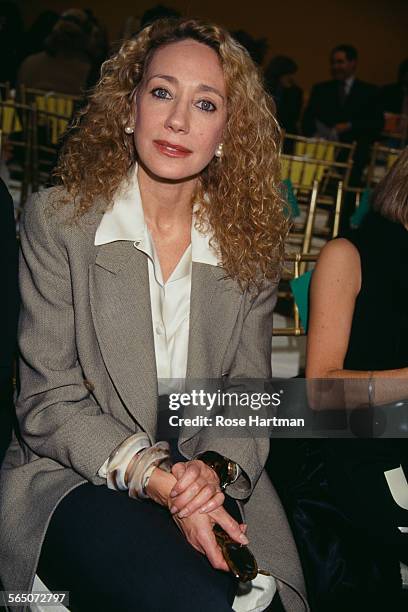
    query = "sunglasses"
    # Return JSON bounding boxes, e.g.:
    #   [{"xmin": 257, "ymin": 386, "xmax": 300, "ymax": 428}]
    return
[{"xmin": 213, "ymin": 524, "xmax": 264, "ymax": 583}]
